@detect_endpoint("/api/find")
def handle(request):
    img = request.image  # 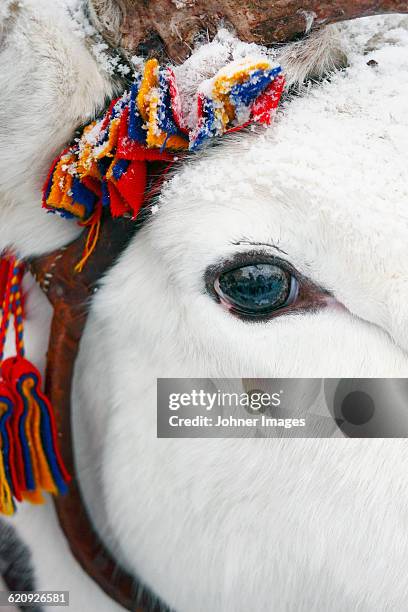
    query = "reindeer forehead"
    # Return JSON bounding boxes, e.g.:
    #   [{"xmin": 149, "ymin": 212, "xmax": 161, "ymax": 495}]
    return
[
  {"xmin": 160, "ymin": 38, "xmax": 408, "ymax": 239},
  {"xmin": 154, "ymin": 60, "xmax": 408, "ymax": 292}
]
